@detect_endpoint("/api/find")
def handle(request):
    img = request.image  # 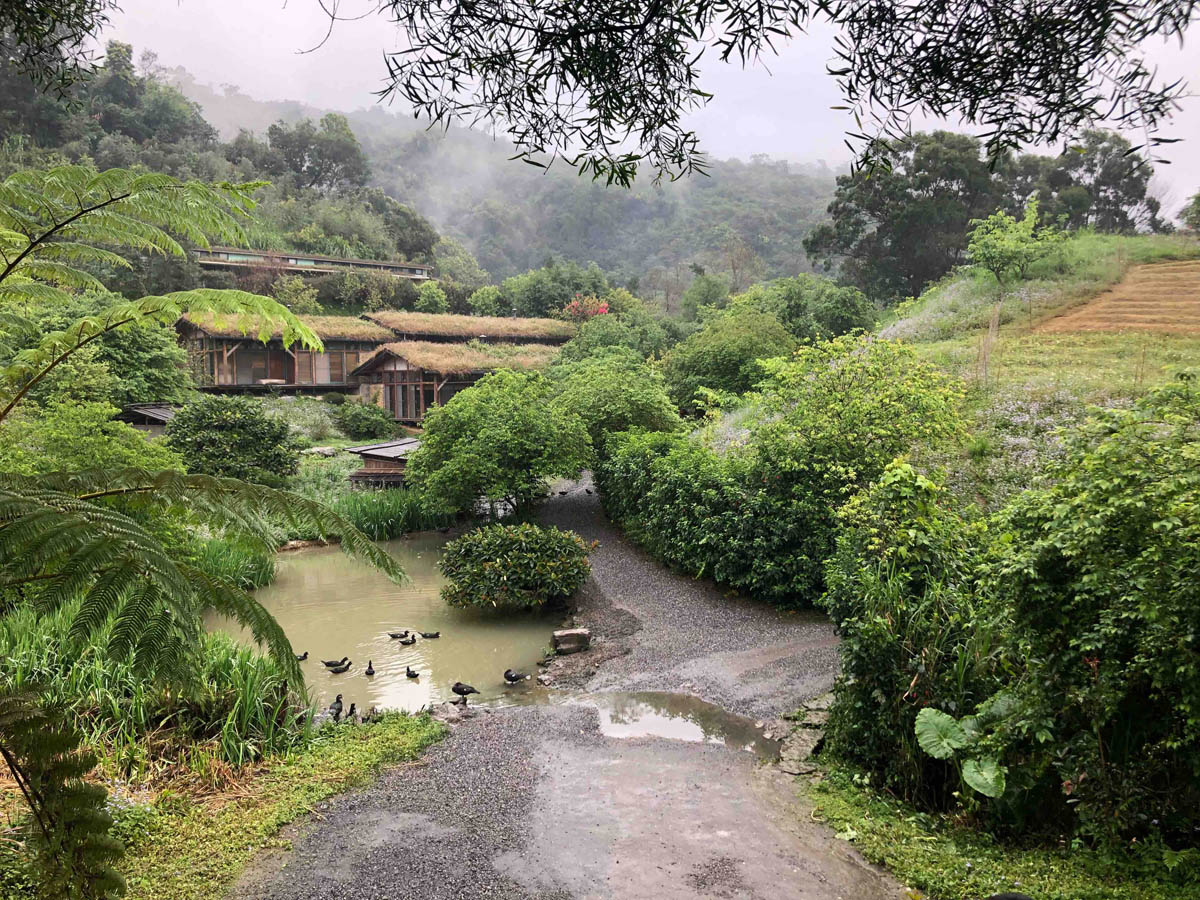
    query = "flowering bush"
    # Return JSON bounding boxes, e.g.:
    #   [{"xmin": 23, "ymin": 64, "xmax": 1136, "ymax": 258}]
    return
[{"xmin": 559, "ymin": 294, "xmax": 610, "ymax": 322}]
